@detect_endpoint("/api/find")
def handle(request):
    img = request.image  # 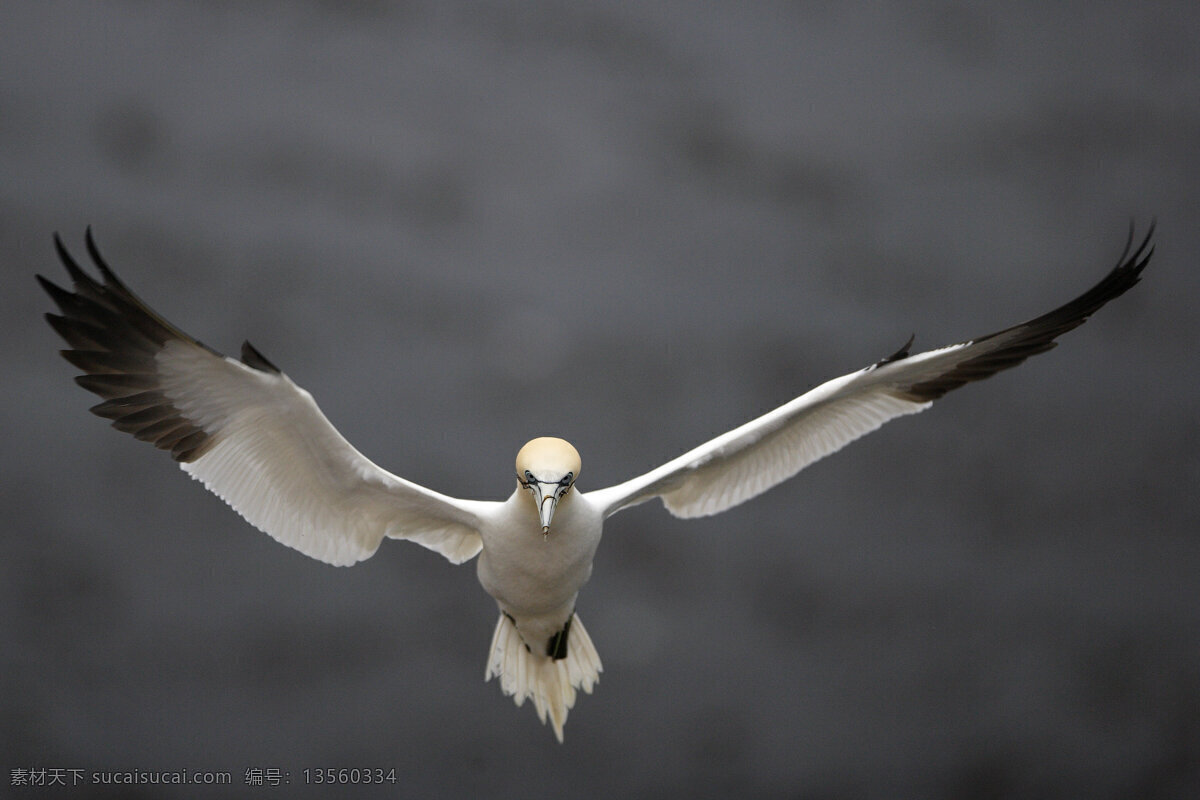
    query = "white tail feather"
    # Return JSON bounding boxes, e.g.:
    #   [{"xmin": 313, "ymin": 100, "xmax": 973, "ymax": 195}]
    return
[{"xmin": 484, "ymin": 613, "xmax": 602, "ymax": 742}]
